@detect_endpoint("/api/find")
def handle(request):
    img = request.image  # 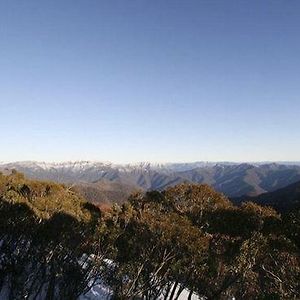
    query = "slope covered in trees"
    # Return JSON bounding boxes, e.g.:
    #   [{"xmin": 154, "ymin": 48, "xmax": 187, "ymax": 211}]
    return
[
  {"xmin": 0, "ymin": 171, "xmax": 105, "ymax": 299},
  {"xmin": 72, "ymin": 179, "xmax": 140, "ymax": 206},
  {"xmin": 0, "ymin": 172, "xmax": 299, "ymax": 299},
  {"xmin": 232, "ymin": 180, "xmax": 300, "ymax": 212}
]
